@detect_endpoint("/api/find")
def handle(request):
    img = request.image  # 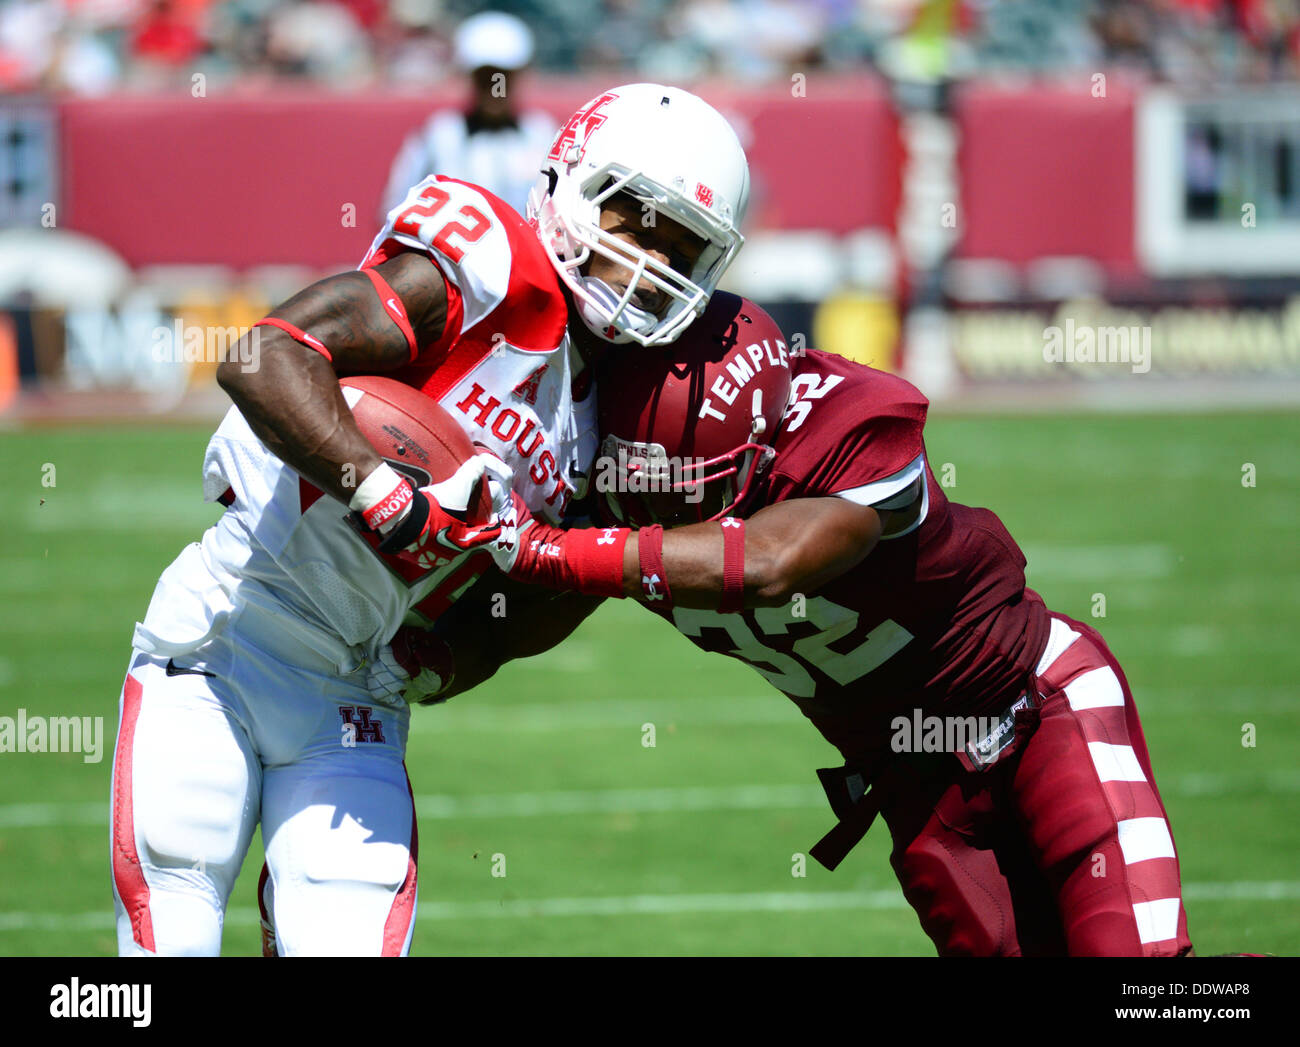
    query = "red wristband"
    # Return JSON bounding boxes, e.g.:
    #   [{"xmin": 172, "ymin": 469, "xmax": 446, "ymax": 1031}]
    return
[
  {"xmin": 510, "ymin": 523, "xmax": 630, "ymax": 599},
  {"xmin": 253, "ymin": 318, "xmax": 332, "ymax": 362},
  {"xmin": 719, "ymin": 517, "xmax": 745, "ymax": 614},
  {"xmin": 637, "ymin": 524, "xmax": 671, "ymax": 606}
]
